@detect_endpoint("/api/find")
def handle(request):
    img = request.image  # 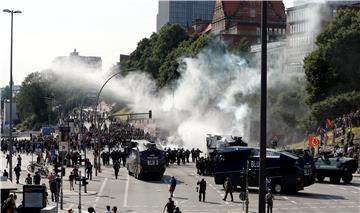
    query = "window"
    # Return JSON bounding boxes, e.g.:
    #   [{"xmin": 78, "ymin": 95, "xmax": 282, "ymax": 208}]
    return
[{"xmin": 250, "ymin": 9, "xmax": 256, "ymax": 18}]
